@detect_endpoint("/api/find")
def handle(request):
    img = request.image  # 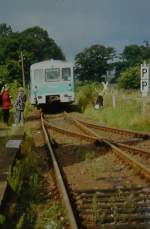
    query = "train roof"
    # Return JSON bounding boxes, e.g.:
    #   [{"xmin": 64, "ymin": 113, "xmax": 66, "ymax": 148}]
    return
[{"xmin": 31, "ymin": 59, "xmax": 74, "ymax": 69}]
